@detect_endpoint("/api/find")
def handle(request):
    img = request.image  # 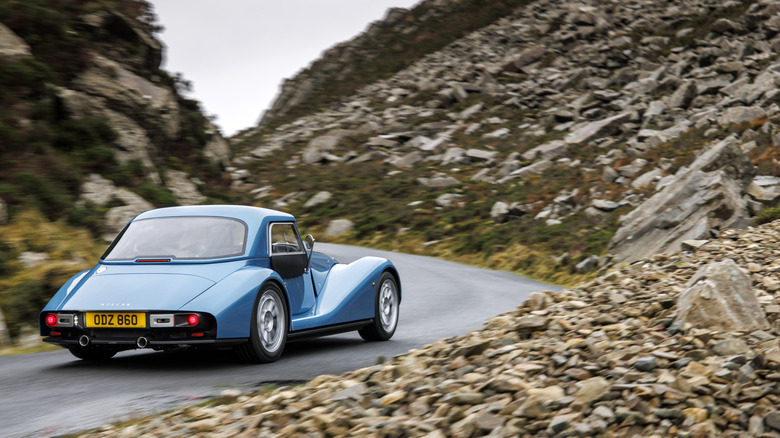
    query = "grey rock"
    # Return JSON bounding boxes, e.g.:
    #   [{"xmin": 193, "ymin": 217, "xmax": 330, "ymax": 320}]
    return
[
  {"xmin": 681, "ymin": 240, "xmax": 709, "ymax": 251},
  {"xmin": 712, "ymin": 338, "xmax": 750, "ymax": 356},
  {"xmin": 324, "ymin": 219, "xmax": 354, "ymax": 238},
  {"xmin": 491, "ymin": 201, "xmax": 510, "ymax": 223},
  {"xmin": 564, "ymin": 112, "xmax": 631, "ymax": 145},
  {"xmin": 747, "ymin": 182, "xmax": 780, "ymax": 204},
  {"xmin": 676, "ymin": 259, "xmax": 770, "ymax": 332},
  {"xmin": 417, "ymin": 174, "xmax": 460, "ymax": 188},
  {"xmin": 436, "ymin": 193, "xmax": 461, "ymax": 208},
  {"xmin": 19, "ymin": 251, "xmax": 49, "ymax": 268},
  {"xmin": 505, "ymin": 160, "xmax": 553, "ymax": 180},
  {"xmin": 165, "ymin": 170, "xmax": 206, "ymax": 205},
  {"xmin": 509, "ymin": 45, "xmax": 547, "ymax": 69},
  {"xmin": 668, "ymin": 80, "xmax": 697, "ymax": 109},
  {"xmin": 304, "ymin": 191, "xmax": 333, "ymax": 208},
  {"xmin": 302, "ymin": 129, "xmax": 355, "ymax": 164},
  {"xmin": 0, "ymin": 23, "xmax": 31, "ymax": 57},
  {"xmin": 202, "ymin": 121, "xmax": 231, "ymax": 167},
  {"xmin": 389, "ymin": 151, "xmax": 424, "ymax": 168},
  {"xmin": 719, "ymin": 106, "xmax": 767, "ymax": 127},
  {"xmin": 634, "ymin": 356, "xmax": 658, "ymax": 372},
  {"xmin": 522, "ymin": 140, "xmax": 567, "ymax": 161},
  {"xmin": 465, "ymin": 149, "xmax": 496, "ymax": 162},
  {"xmin": 575, "ymin": 255, "xmax": 599, "ymax": 274},
  {"xmin": 712, "ymin": 18, "xmax": 745, "ymax": 34}
]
